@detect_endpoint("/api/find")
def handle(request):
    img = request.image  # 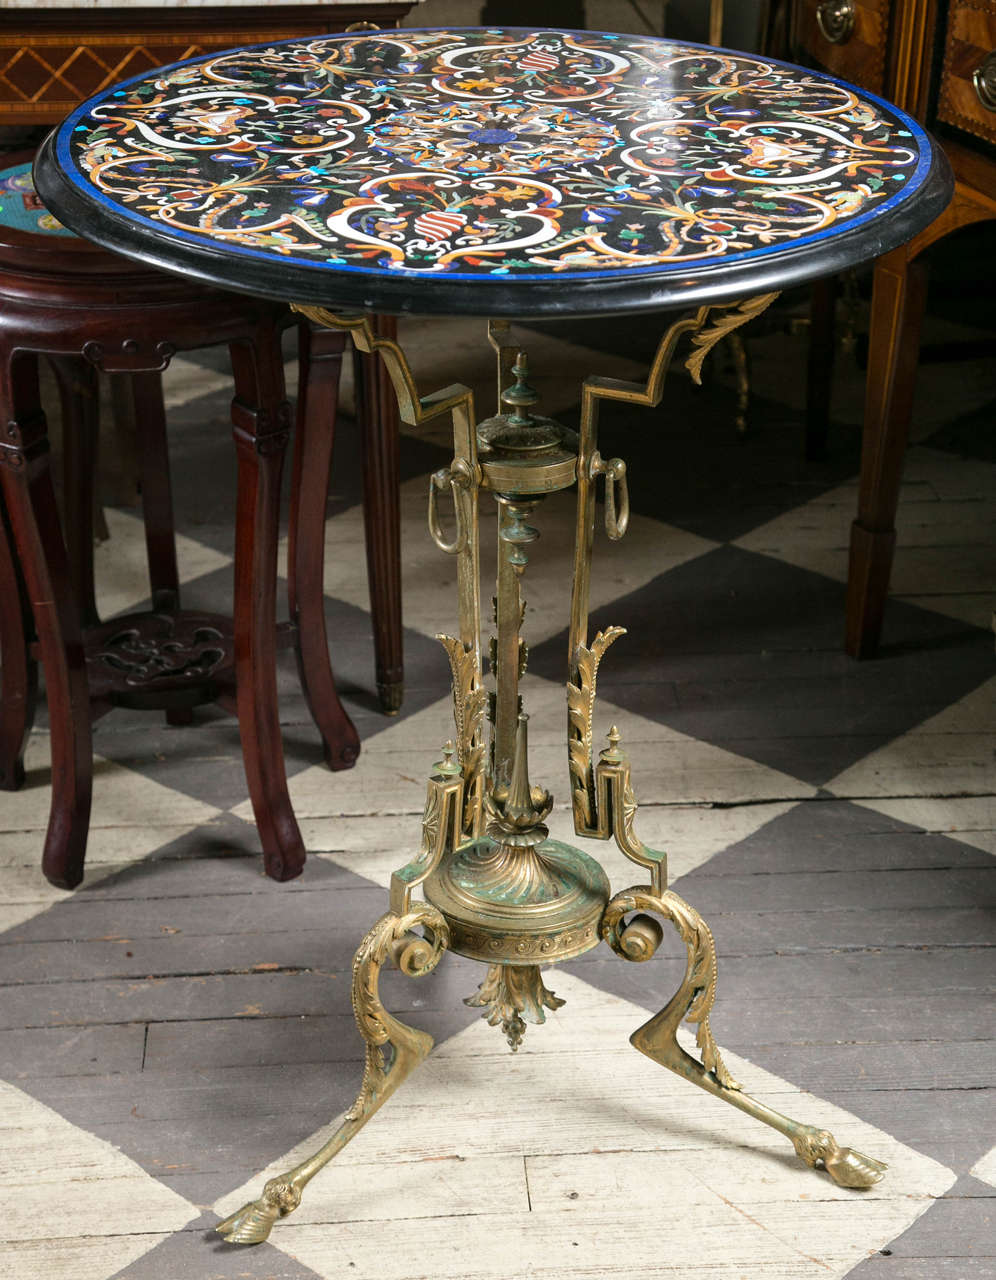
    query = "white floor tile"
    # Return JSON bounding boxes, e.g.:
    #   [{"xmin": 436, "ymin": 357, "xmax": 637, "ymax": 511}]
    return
[
  {"xmin": 0, "ymin": 736, "xmax": 222, "ymax": 929},
  {"xmin": 849, "ymin": 796, "xmax": 996, "ymax": 856},
  {"xmin": 94, "ymin": 507, "xmax": 231, "ymax": 620},
  {"xmin": 3, "ymin": 736, "xmax": 222, "ymax": 834},
  {"xmin": 829, "ymin": 677, "xmax": 996, "ymax": 800},
  {"xmin": 734, "ymin": 446, "xmax": 996, "ymax": 629},
  {"xmin": 969, "ymin": 1145, "xmax": 996, "ymax": 1189},
  {"xmin": 0, "ymin": 1078, "xmax": 195, "ymax": 1278}
]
